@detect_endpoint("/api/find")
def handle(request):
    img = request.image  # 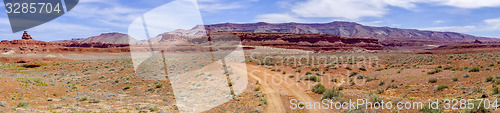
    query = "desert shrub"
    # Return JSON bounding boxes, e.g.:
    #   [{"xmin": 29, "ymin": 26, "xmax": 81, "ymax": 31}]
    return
[
  {"xmin": 420, "ymin": 104, "xmax": 442, "ymax": 113},
  {"xmin": 89, "ymin": 99, "xmax": 100, "ymax": 103},
  {"xmin": 463, "ymin": 100, "xmax": 489, "ymax": 113},
  {"xmin": 428, "ymin": 78, "xmax": 438, "ymax": 83},
  {"xmin": 443, "ymin": 66, "xmax": 453, "ymax": 70},
  {"xmin": 322, "ymin": 89, "xmax": 342, "ymax": 100},
  {"xmin": 452, "ymin": 77, "xmax": 458, "ymax": 81},
  {"xmin": 305, "ymin": 75, "xmax": 320, "ymax": 82},
  {"xmin": 495, "ymin": 79, "xmax": 500, "ymax": 85},
  {"xmin": 288, "ymin": 75, "xmax": 294, "ymax": 78},
  {"xmin": 345, "ymin": 66, "xmax": 352, "ymax": 70},
  {"xmin": 386, "ymin": 84, "xmax": 398, "ymax": 89},
  {"xmin": 349, "ymin": 71, "xmax": 359, "ymax": 77},
  {"xmin": 485, "ymin": 76, "xmax": 494, "ymax": 82},
  {"xmin": 427, "ymin": 68, "xmax": 442, "ymax": 74},
  {"xmin": 472, "ymin": 87, "xmax": 484, "ymax": 93},
  {"xmin": 469, "ymin": 67, "xmax": 480, "ymax": 72},
  {"xmin": 366, "ymin": 77, "xmax": 377, "ymax": 82},
  {"xmin": 434, "ymin": 84, "xmax": 448, "ymax": 92},
  {"xmin": 463, "ymin": 73, "xmax": 470, "ymax": 78},
  {"xmin": 78, "ymin": 96, "xmax": 88, "ymax": 101},
  {"xmin": 312, "ymin": 84, "xmax": 326, "ymax": 94},
  {"xmin": 331, "ymin": 78, "xmax": 337, "ymax": 82},
  {"xmin": 356, "ymin": 74, "xmax": 366, "ymax": 79},
  {"xmin": 379, "ymin": 81, "xmax": 385, "ymax": 86},
  {"xmin": 260, "ymin": 99, "xmax": 268, "ymax": 105},
  {"xmin": 492, "ymin": 87, "xmax": 499, "ymax": 95},
  {"xmin": 123, "ymin": 86, "xmax": 131, "ymax": 90},
  {"xmin": 17, "ymin": 101, "xmax": 29, "ymax": 108},
  {"xmin": 155, "ymin": 83, "xmax": 163, "ymax": 88},
  {"xmin": 18, "ymin": 77, "xmax": 48, "ymax": 86},
  {"xmin": 296, "ymin": 69, "xmax": 301, "ymax": 73},
  {"xmin": 311, "ymin": 67, "xmax": 320, "ymax": 71},
  {"xmin": 376, "ymin": 88, "xmax": 384, "ymax": 94},
  {"xmin": 359, "ymin": 65, "xmax": 367, "ymax": 71},
  {"xmin": 375, "ymin": 68, "xmax": 384, "ymax": 71},
  {"xmin": 368, "ymin": 93, "xmax": 382, "ymax": 104},
  {"xmin": 254, "ymin": 87, "xmax": 260, "ymax": 91}
]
